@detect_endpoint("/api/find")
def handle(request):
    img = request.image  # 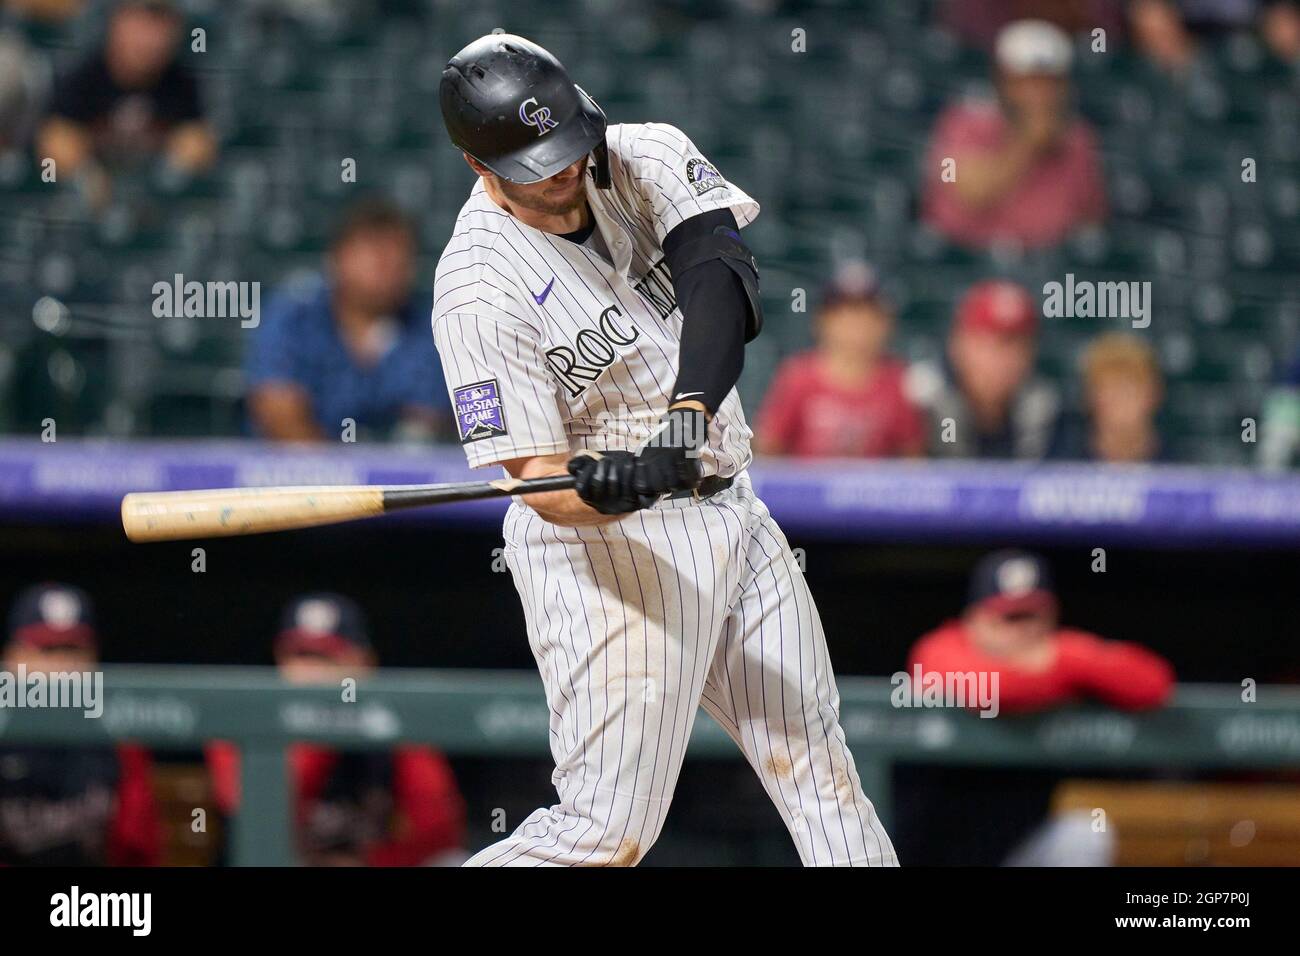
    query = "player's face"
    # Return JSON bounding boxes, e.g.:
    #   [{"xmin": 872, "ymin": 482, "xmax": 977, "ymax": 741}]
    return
[{"xmin": 496, "ymin": 158, "xmax": 589, "ymax": 216}]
